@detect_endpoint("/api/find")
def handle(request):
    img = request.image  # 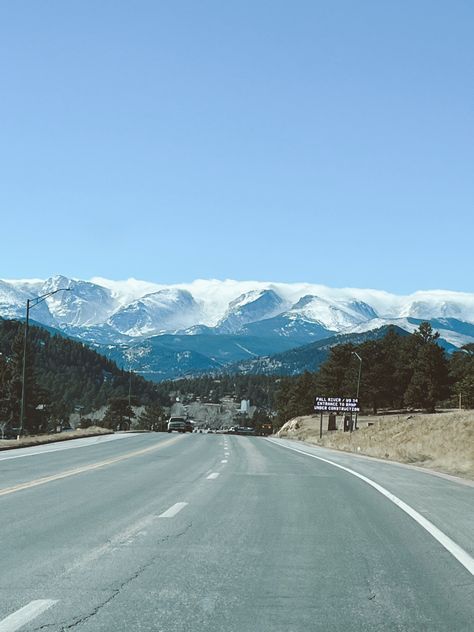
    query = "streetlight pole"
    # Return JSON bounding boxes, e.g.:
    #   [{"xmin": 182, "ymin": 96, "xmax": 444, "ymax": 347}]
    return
[
  {"xmin": 18, "ymin": 288, "xmax": 70, "ymax": 437},
  {"xmin": 352, "ymin": 351, "xmax": 362, "ymax": 430},
  {"xmin": 128, "ymin": 367, "xmax": 132, "ymax": 430}
]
